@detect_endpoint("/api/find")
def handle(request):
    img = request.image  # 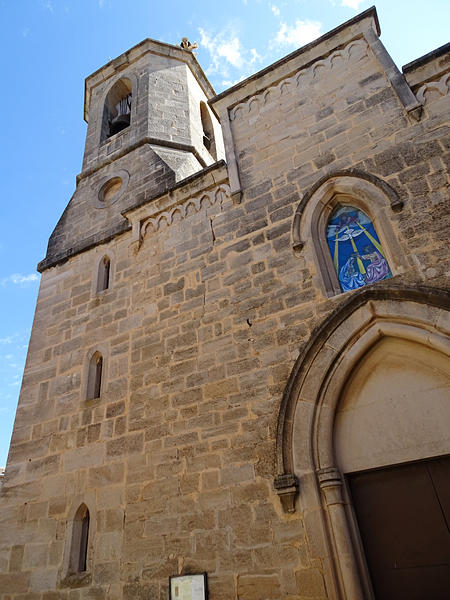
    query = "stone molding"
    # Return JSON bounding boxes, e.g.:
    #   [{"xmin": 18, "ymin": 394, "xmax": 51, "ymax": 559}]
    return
[
  {"xmin": 274, "ymin": 284, "xmax": 450, "ymax": 600},
  {"xmin": 139, "ymin": 183, "xmax": 231, "ymax": 241},
  {"xmin": 292, "ymin": 170, "xmax": 406, "ymax": 297},
  {"xmin": 229, "ymin": 38, "xmax": 369, "ymax": 122},
  {"xmin": 416, "ymin": 72, "xmax": 450, "ymax": 104},
  {"xmin": 275, "ymin": 283, "xmax": 450, "ymax": 479}
]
